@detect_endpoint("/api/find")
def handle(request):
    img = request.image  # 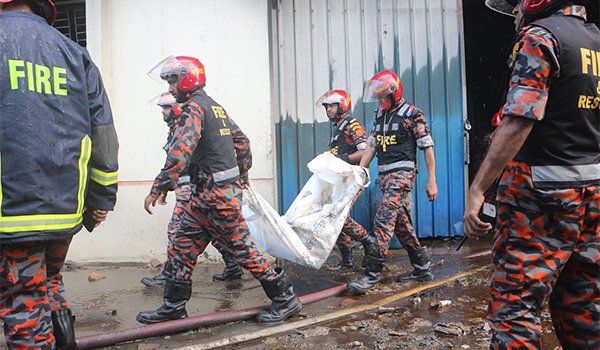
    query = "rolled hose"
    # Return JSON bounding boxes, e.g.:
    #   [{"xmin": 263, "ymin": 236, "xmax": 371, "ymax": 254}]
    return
[{"xmin": 76, "ymin": 248, "xmax": 491, "ymax": 349}]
